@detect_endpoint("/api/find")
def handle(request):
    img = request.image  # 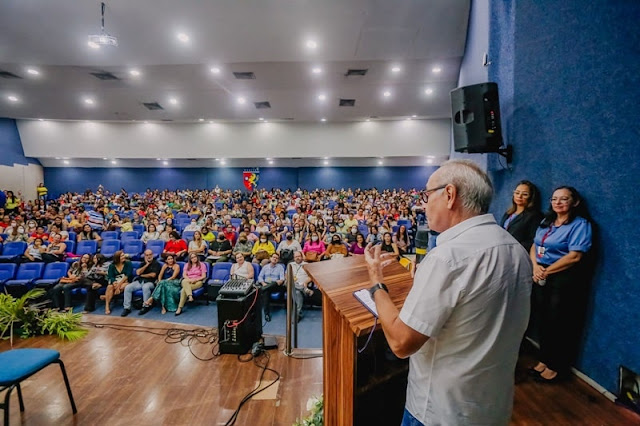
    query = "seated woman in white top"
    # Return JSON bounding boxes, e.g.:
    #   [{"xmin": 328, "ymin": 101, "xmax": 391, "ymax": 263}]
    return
[
  {"xmin": 230, "ymin": 252, "xmax": 255, "ymax": 280},
  {"xmin": 141, "ymin": 223, "xmax": 160, "ymax": 243}
]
